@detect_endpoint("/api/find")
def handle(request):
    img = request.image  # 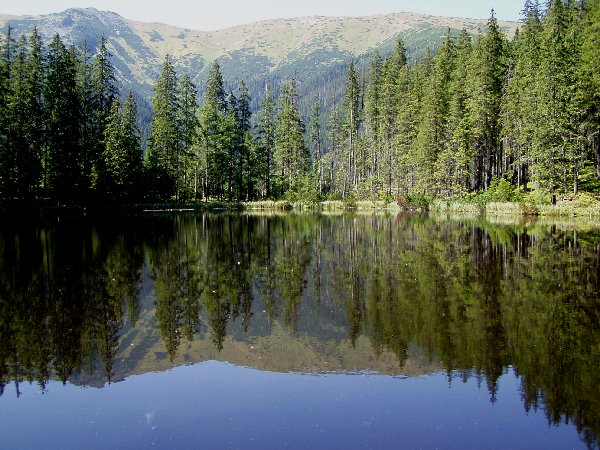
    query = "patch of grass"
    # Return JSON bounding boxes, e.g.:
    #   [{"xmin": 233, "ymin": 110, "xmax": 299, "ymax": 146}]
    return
[
  {"xmin": 244, "ymin": 200, "xmax": 294, "ymax": 211},
  {"xmin": 430, "ymin": 200, "xmax": 483, "ymax": 215},
  {"xmin": 434, "ymin": 190, "xmax": 600, "ymax": 218},
  {"xmin": 484, "ymin": 202, "xmax": 540, "ymax": 216},
  {"xmin": 245, "ymin": 200, "xmax": 401, "ymax": 213},
  {"xmin": 537, "ymin": 193, "xmax": 600, "ymax": 218}
]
